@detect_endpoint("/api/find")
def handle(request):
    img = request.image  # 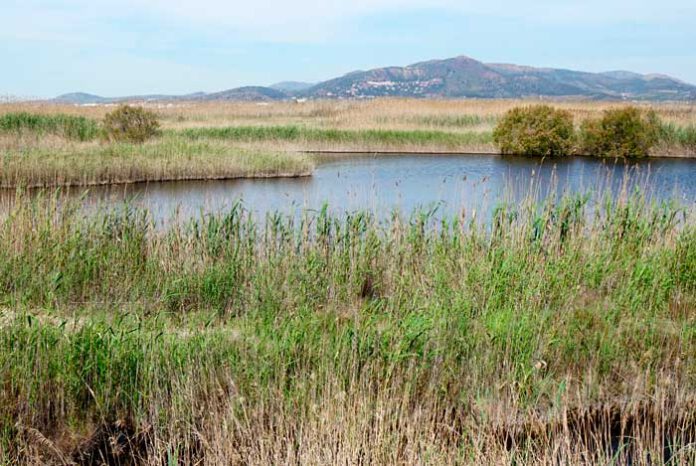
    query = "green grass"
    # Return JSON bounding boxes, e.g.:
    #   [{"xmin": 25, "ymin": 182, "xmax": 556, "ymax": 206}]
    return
[
  {"xmin": 660, "ymin": 122, "xmax": 696, "ymax": 151},
  {"xmin": 177, "ymin": 125, "xmax": 494, "ymax": 149},
  {"xmin": 0, "ymin": 112, "xmax": 101, "ymax": 141},
  {"xmin": 410, "ymin": 114, "xmax": 498, "ymax": 128},
  {"xmin": 0, "ymin": 192, "xmax": 694, "ymax": 463}
]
